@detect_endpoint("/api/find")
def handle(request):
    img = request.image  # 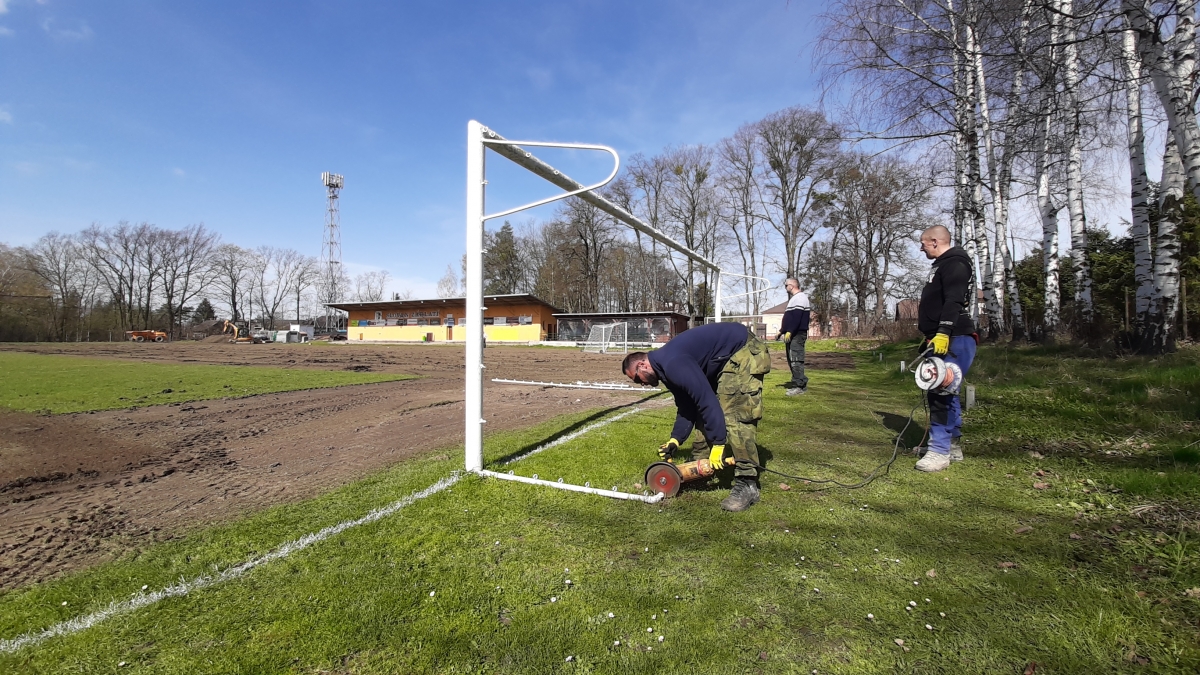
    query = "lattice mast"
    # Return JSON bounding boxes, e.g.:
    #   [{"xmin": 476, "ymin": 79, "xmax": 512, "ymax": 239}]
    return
[{"xmin": 320, "ymin": 172, "xmax": 344, "ymax": 333}]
